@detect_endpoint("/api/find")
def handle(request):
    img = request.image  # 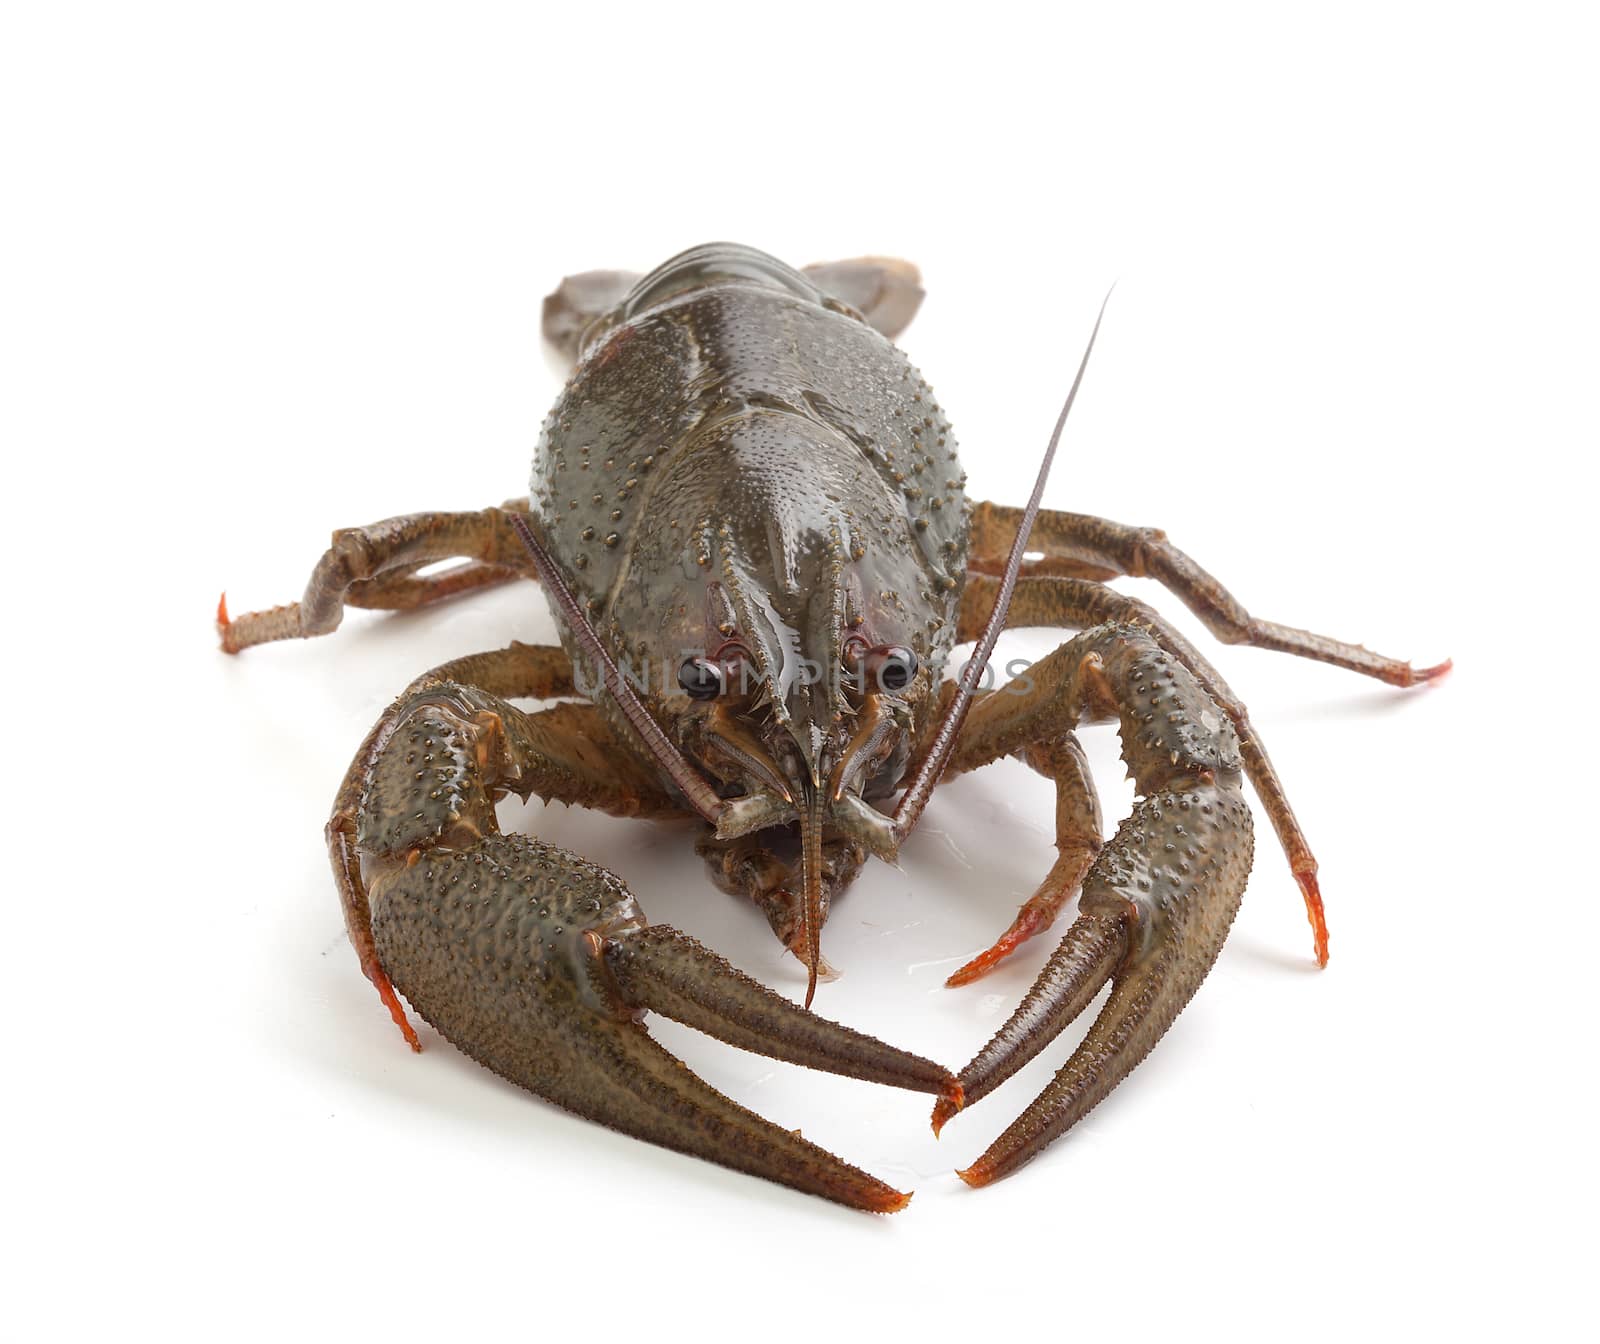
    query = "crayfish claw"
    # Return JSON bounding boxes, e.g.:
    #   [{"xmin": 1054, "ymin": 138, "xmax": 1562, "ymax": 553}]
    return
[
  {"xmin": 935, "ymin": 625, "xmax": 1255, "ymax": 1185},
  {"xmin": 371, "ymin": 832, "xmax": 934, "ymax": 1211},
  {"xmin": 943, "ymin": 782, "xmax": 1251, "ymax": 1184},
  {"xmin": 603, "ymin": 923, "xmax": 956, "ymax": 1101}
]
